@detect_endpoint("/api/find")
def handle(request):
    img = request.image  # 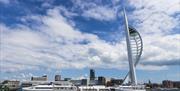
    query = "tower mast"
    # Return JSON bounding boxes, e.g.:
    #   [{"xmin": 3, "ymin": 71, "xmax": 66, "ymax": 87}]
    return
[{"xmin": 123, "ymin": 8, "xmax": 137, "ymax": 85}]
